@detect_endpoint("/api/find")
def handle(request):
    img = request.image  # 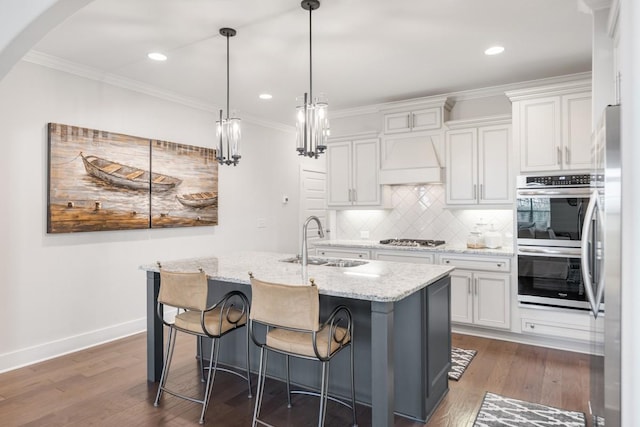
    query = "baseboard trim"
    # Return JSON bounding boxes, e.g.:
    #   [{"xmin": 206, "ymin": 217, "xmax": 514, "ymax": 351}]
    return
[
  {"xmin": 452, "ymin": 325, "xmax": 598, "ymax": 355},
  {"xmin": 0, "ymin": 317, "xmax": 147, "ymax": 374}
]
